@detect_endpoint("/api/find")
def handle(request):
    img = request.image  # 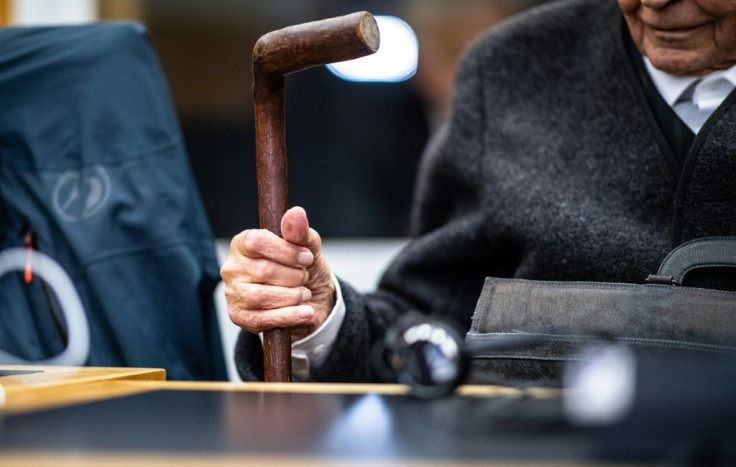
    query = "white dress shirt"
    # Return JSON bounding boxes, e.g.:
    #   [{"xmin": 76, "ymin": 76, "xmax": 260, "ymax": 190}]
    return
[
  {"xmin": 290, "ymin": 273, "xmax": 345, "ymax": 380},
  {"xmin": 290, "ymin": 59, "xmax": 736, "ymax": 380},
  {"xmin": 644, "ymin": 58, "xmax": 736, "ymax": 134}
]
